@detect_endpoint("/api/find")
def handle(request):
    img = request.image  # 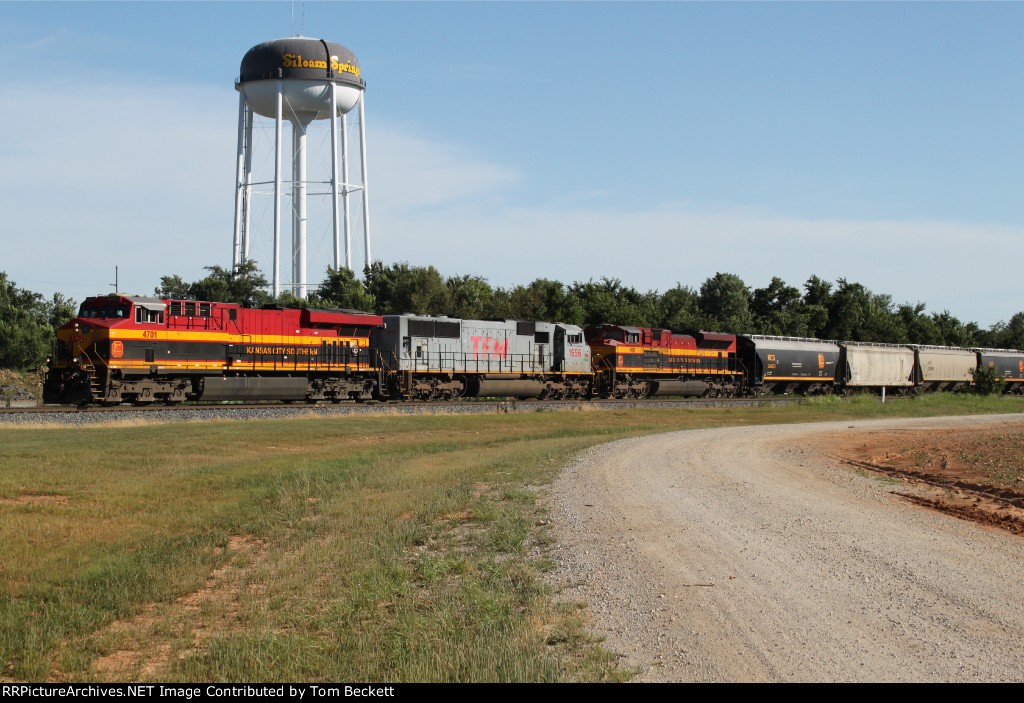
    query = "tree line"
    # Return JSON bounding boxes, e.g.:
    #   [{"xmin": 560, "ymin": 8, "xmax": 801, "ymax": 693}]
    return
[{"xmin": 2, "ymin": 263, "xmax": 1021, "ymax": 370}]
